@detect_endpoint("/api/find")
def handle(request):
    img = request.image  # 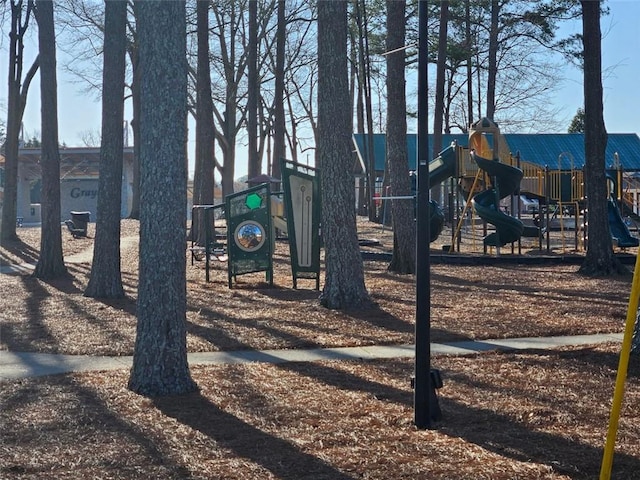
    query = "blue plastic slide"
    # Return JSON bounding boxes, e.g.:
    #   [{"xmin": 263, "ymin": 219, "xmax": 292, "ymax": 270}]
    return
[
  {"xmin": 608, "ymin": 197, "xmax": 639, "ymax": 247},
  {"xmin": 412, "ymin": 145, "xmax": 456, "ymax": 242},
  {"xmin": 471, "ymin": 153, "xmax": 525, "ymax": 247}
]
